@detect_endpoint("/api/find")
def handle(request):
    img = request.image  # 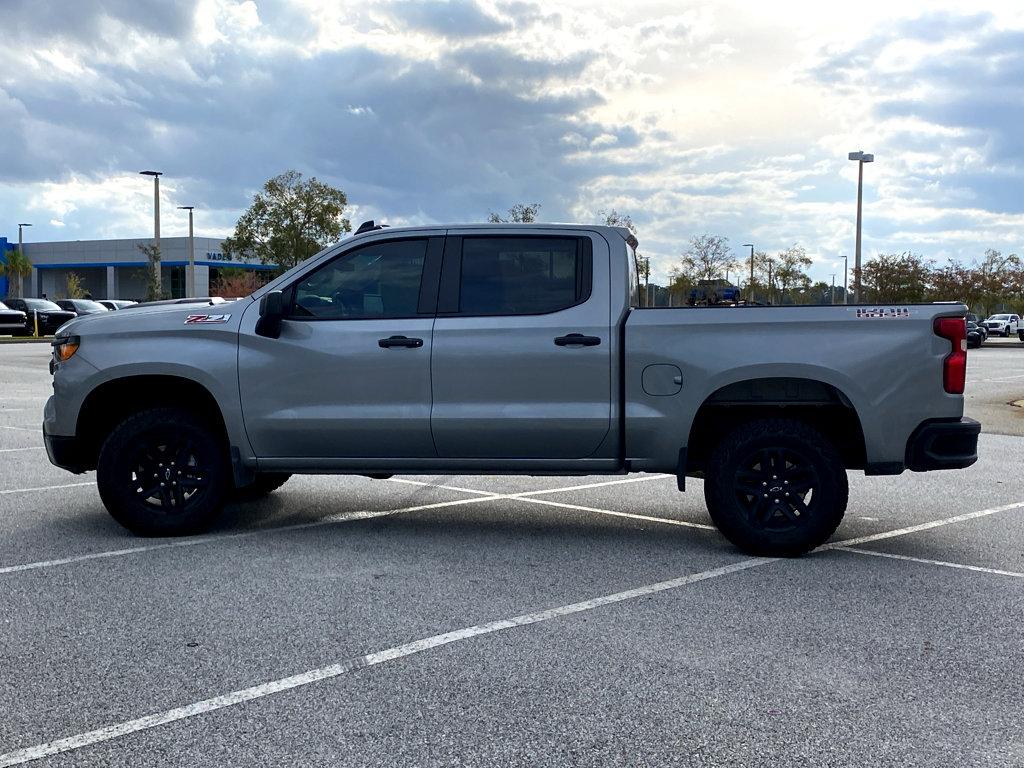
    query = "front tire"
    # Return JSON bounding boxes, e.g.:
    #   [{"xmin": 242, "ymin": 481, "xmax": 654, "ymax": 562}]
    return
[
  {"xmin": 97, "ymin": 407, "xmax": 229, "ymax": 536},
  {"xmin": 704, "ymin": 418, "xmax": 848, "ymax": 557}
]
